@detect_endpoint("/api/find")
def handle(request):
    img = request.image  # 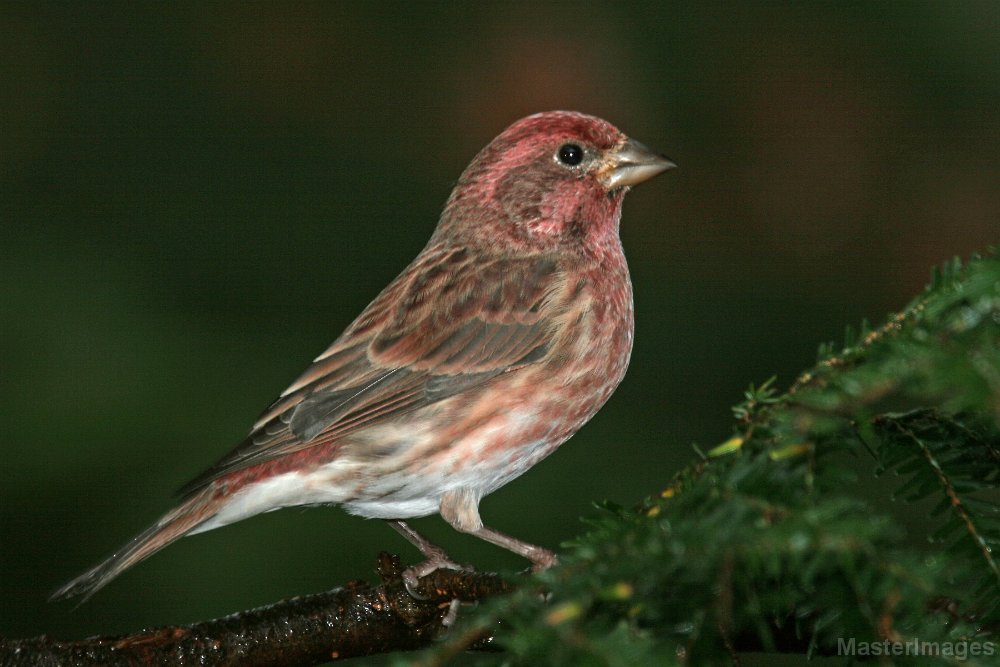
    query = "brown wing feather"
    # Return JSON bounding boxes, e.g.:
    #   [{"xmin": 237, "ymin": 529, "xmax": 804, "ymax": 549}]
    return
[{"xmin": 179, "ymin": 246, "xmax": 565, "ymax": 495}]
